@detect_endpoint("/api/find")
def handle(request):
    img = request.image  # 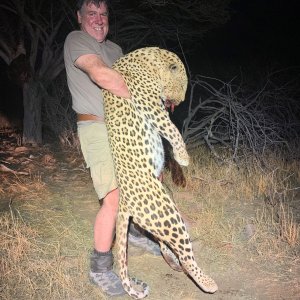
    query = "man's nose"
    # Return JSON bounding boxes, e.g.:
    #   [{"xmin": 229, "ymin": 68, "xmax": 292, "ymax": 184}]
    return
[{"xmin": 95, "ymin": 14, "xmax": 103, "ymax": 23}]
